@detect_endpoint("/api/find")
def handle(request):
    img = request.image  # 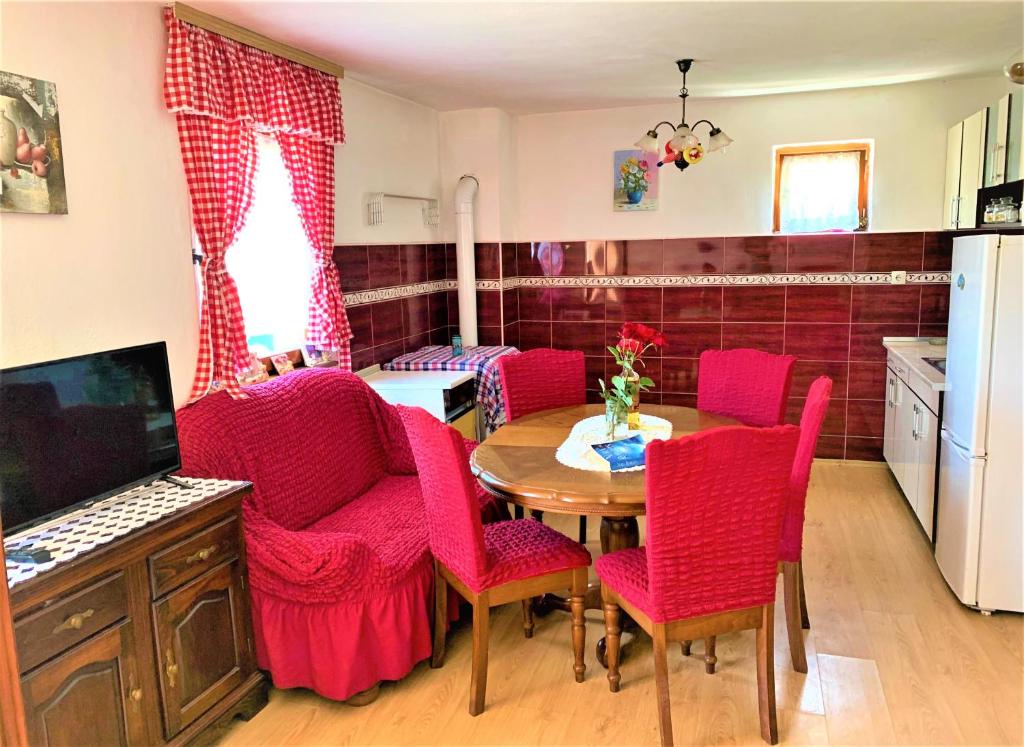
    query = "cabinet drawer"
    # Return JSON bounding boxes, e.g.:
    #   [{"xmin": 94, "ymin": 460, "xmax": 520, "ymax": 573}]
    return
[
  {"xmin": 148, "ymin": 516, "xmax": 239, "ymax": 598},
  {"xmin": 15, "ymin": 572, "xmax": 129, "ymax": 673}
]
